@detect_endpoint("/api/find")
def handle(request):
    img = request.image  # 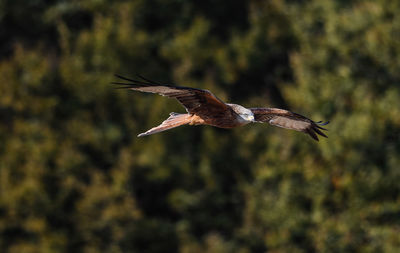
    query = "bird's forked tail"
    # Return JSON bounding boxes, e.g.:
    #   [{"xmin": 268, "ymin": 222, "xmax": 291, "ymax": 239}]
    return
[{"xmin": 137, "ymin": 113, "xmax": 191, "ymax": 137}]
